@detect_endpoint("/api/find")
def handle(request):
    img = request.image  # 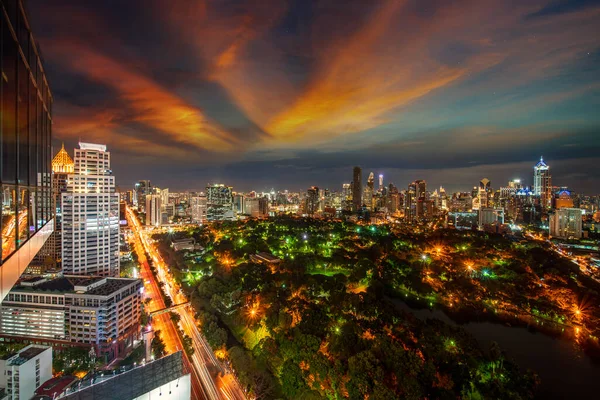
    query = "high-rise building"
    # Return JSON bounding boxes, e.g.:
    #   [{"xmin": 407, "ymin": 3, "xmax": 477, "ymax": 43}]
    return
[
  {"xmin": 478, "ymin": 207, "xmax": 505, "ymax": 228},
  {"xmin": 244, "ymin": 197, "xmax": 269, "ymax": 218},
  {"xmin": 145, "ymin": 194, "xmax": 162, "ymax": 226},
  {"xmin": 134, "ymin": 180, "xmax": 151, "ymax": 211},
  {"xmin": 549, "ymin": 208, "xmax": 582, "ymax": 239},
  {"xmin": 206, "ymin": 184, "xmax": 234, "ymax": 221},
  {"xmin": 191, "ymin": 196, "xmax": 207, "ymax": 223},
  {"xmin": 306, "ymin": 187, "xmax": 320, "ymax": 216},
  {"xmin": 378, "ymin": 174, "xmax": 384, "ymax": 190},
  {"xmin": 62, "ymin": 143, "xmax": 120, "ymax": 277},
  {"xmin": 363, "ymin": 172, "xmax": 375, "ymax": 211},
  {"xmin": 352, "ymin": 167, "xmax": 362, "ymax": 212},
  {"xmin": 1, "ymin": 1, "xmax": 54, "ymax": 300},
  {"xmin": 0, "ymin": 345, "xmax": 52, "ymax": 400},
  {"xmin": 533, "ymin": 157, "xmax": 552, "ymax": 210},
  {"xmin": 0, "ymin": 276, "xmax": 142, "ymax": 361}
]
